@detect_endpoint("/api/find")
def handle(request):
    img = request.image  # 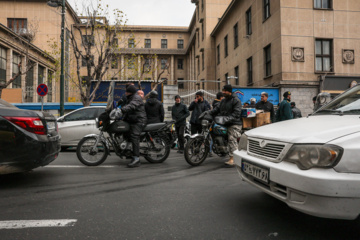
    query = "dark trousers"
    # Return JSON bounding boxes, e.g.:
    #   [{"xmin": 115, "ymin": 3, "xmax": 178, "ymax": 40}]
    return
[
  {"xmin": 191, "ymin": 123, "xmax": 202, "ymax": 135},
  {"xmin": 130, "ymin": 123, "xmax": 144, "ymax": 157},
  {"xmin": 176, "ymin": 125, "xmax": 185, "ymax": 150}
]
